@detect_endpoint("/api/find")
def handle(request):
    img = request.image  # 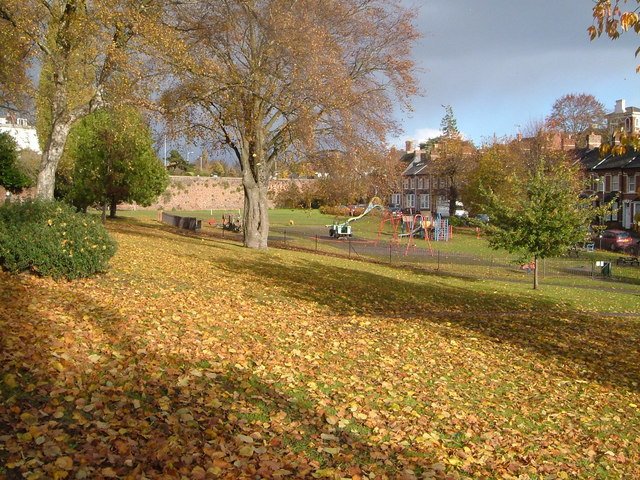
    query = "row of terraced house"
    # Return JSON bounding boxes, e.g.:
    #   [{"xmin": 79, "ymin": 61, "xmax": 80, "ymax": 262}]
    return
[{"xmin": 396, "ymin": 99, "xmax": 640, "ymax": 231}]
